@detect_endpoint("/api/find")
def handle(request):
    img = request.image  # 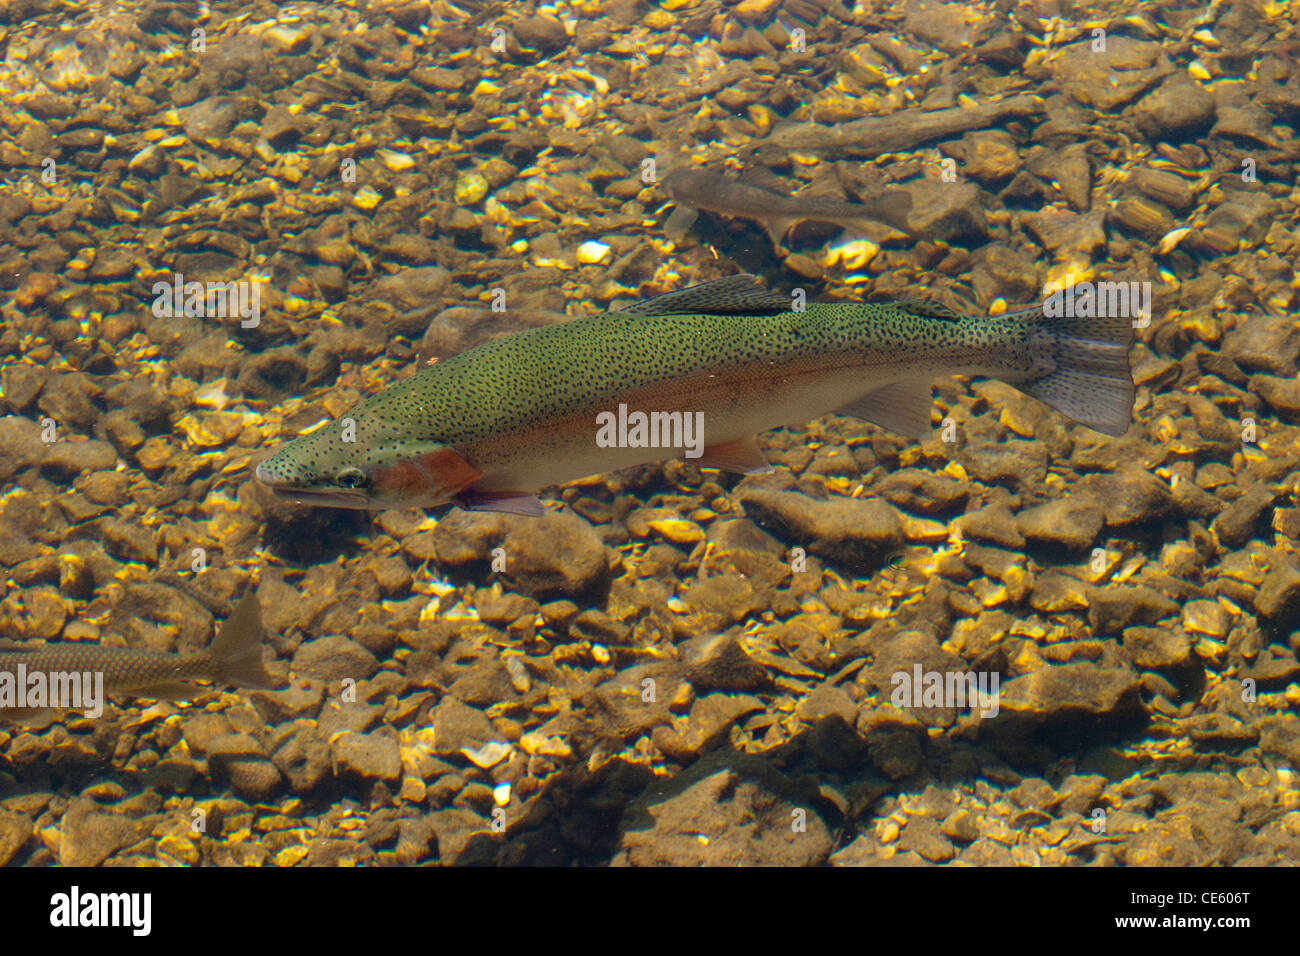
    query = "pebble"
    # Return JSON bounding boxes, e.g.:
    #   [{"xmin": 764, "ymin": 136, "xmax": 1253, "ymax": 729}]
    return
[
  {"xmin": 876, "ymin": 468, "xmax": 969, "ymax": 514},
  {"xmin": 1251, "ymin": 375, "xmax": 1300, "ymax": 419},
  {"xmin": 332, "ymin": 728, "xmax": 402, "ymax": 782},
  {"xmin": 1088, "ymin": 586, "xmax": 1180, "ymax": 634},
  {"xmin": 615, "ymin": 757, "xmax": 833, "ymax": 866},
  {"xmin": 292, "ymin": 635, "xmax": 380, "ymax": 682},
  {"xmin": 1050, "ymin": 37, "xmax": 1171, "ymax": 110},
  {"xmin": 453, "ymin": 172, "xmax": 489, "ymax": 205},
  {"xmin": 430, "ymin": 695, "xmax": 501, "ymax": 756},
  {"xmin": 646, "ymin": 517, "xmax": 705, "ymax": 544},
  {"xmin": 1132, "ymin": 75, "xmax": 1216, "ymax": 138},
  {"xmin": 0, "ymin": 809, "xmax": 32, "ymax": 867},
  {"xmin": 1055, "ymin": 146, "xmax": 1092, "ymax": 212},
  {"xmin": 2, "ymin": 2, "xmax": 1299, "ymax": 870},
  {"xmin": 956, "ymin": 503, "xmax": 1025, "ymax": 549},
  {"xmin": 959, "ymin": 440, "xmax": 1047, "ymax": 493},
  {"xmin": 40, "ymin": 439, "xmax": 117, "ymax": 477},
  {"xmin": 940, "ymin": 808, "xmax": 980, "ymax": 844},
  {"xmin": 1224, "ymin": 314, "xmax": 1300, "ymax": 377},
  {"xmin": 738, "ymin": 487, "xmax": 903, "ymax": 572},
  {"xmin": 989, "ymin": 664, "xmax": 1145, "ymax": 743},
  {"xmin": 433, "ymin": 510, "xmax": 611, "ymax": 600},
  {"xmin": 221, "ymin": 758, "xmax": 285, "ymax": 802},
  {"xmin": 1020, "ymin": 208, "xmax": 1107, "ymax": 258},
  {"xmin": 895, "ymin": 180, "xmax": 987, "ymax": 243},
  {"xmin": 1200, "ymin": 192, "xmax": 1278, "ymax": 253},
  {"xmin": 1213, "ymin": 485, "xmax": 1280, "ymax": 548},
  {"xmin": 653, "ymin": 693, "xmax": 764, "ymax": 762},
  {"xmin": 1016, "ymin": 498, "xmax": 1104, "ymax": 551},
  {"xmin": 56, "ymin": 798, "xmax": 141, "ymax": 867},
  {"xmin": 1253, "ymin": 562, "xmax": 1300, "ymax": 632},
  {"xmin": 856, "ymin": 706, "xmax": 926, "ymax": 780},
  {"xmin": 513, "ymin": 16, "xmax": 569, "ymax": 55},
  {"xmin": 272, "ymin": 728, "xmax": 332, "ymax": 794},
  {"xmin": 1122, "ymin": 626, "xmax": 1193, "ymax": 670},
  {"xmin": 570, "ymin": 608, "xmax": 632, "ymax": 644},
  {"xmin": 1076, "ymin": 471, "xmax": 1177, "ymax": 528},
  {"xmin": 679, "ymin": 632, "xmax": 771, "ymax": 693}
]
